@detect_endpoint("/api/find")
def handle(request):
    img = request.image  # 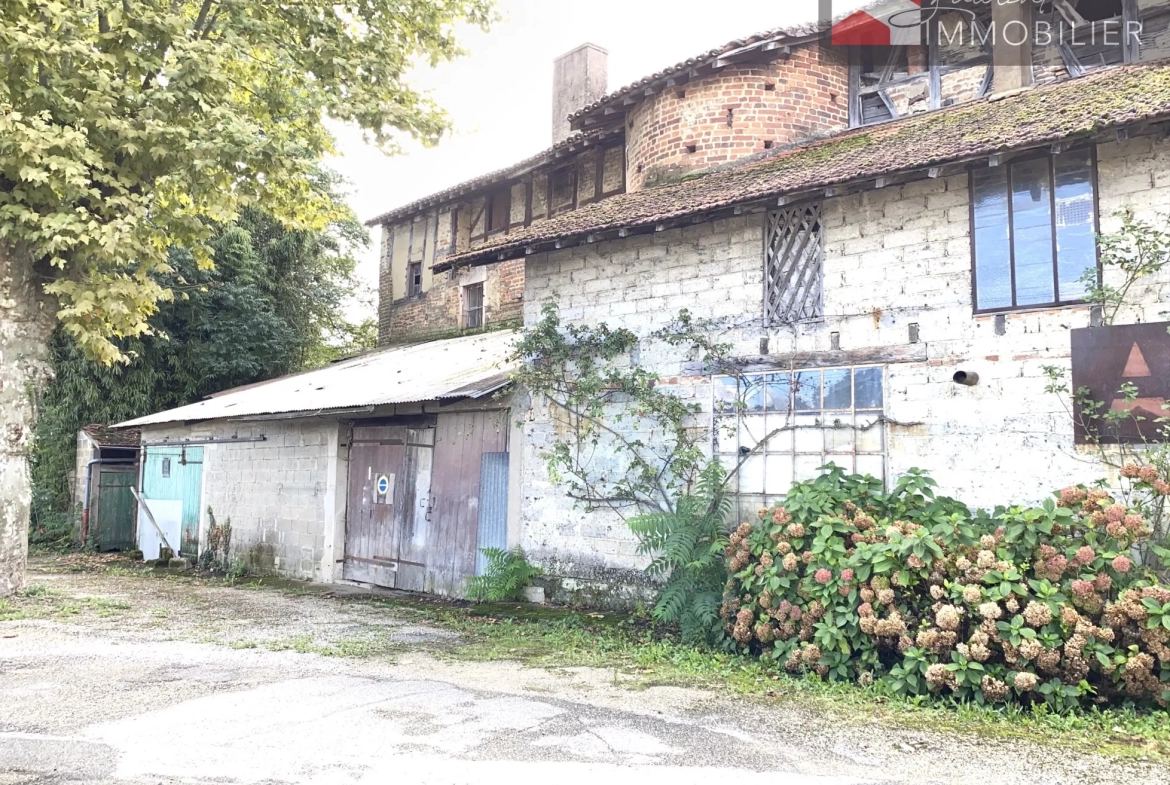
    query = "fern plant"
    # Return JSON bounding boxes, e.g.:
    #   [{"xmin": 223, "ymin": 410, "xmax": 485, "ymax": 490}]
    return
[
  {"xmin": 628, "ymin": 462, "xmax": 732, "ymax": 646},
  {"xmin": 466, "ymin": 548, "xmax": 543, "ymax": 602}
]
